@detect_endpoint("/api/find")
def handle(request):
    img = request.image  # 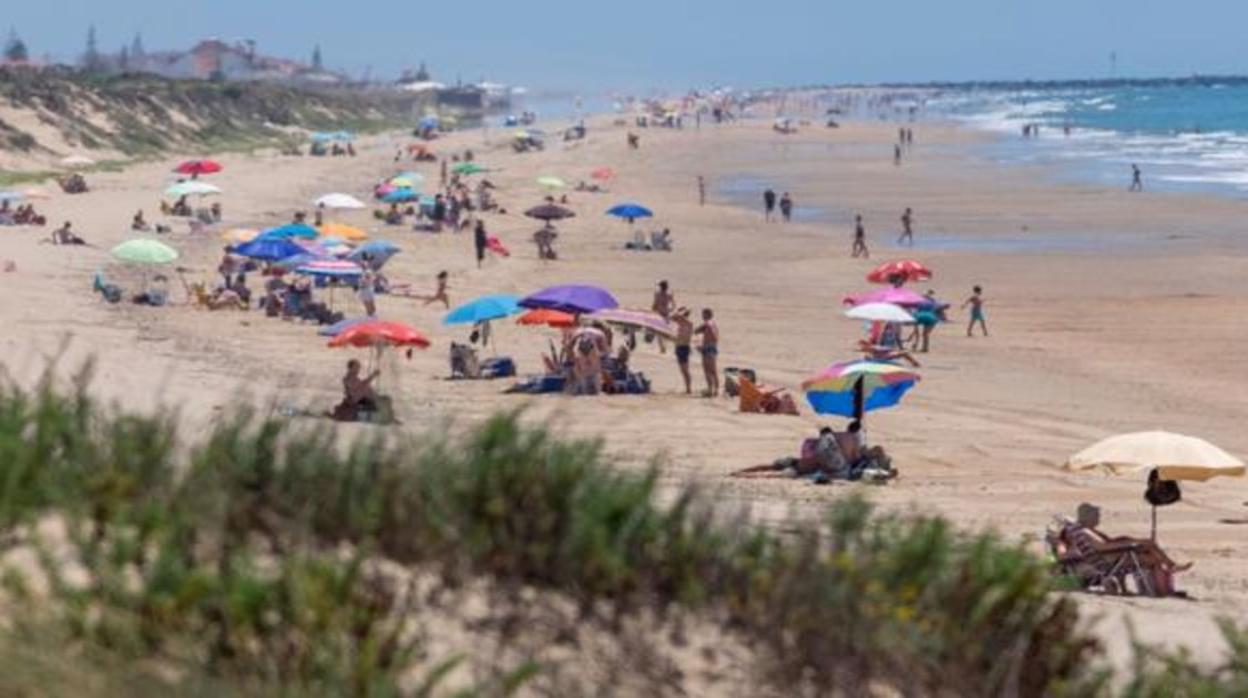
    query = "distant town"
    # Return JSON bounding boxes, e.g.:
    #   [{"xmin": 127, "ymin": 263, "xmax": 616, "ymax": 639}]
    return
[{"xmin": 0, "ymin": 27, "xmax": 515, "ymax": 113}]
